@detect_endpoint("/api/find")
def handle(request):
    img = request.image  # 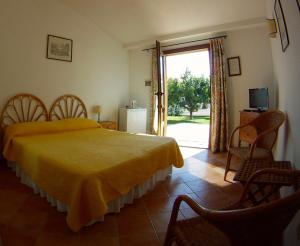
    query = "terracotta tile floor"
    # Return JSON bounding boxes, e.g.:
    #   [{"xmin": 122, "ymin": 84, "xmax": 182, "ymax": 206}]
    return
[{"xmin": 0, "ymin": 148, "xmax": 243, "ymax": 246}]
